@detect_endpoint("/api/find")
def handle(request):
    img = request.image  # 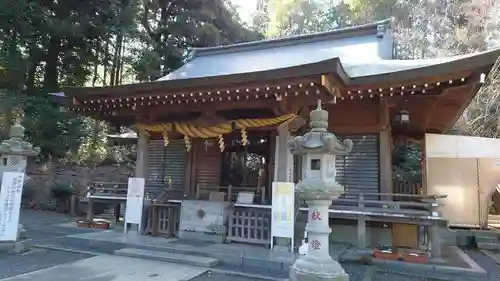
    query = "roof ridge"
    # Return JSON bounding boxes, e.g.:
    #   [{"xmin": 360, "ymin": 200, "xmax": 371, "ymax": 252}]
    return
[{"xmin": 192, "ymin": 18, "xmax": 394, "ymax": 57}]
